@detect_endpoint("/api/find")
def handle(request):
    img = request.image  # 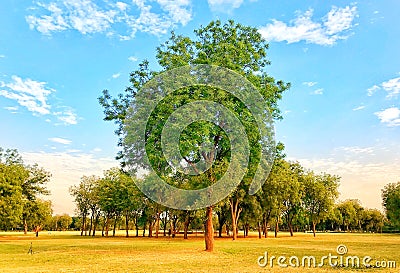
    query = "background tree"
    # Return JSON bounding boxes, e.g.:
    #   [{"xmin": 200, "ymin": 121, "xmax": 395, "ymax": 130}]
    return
[
  {"xmin": 0, "ymin": 155, "xmax": 25, "ymax": 230},
  {"xmin": 336, "ymin": 200, "xmax": 362, "ymax": 231},
  {"xmin": 0, "ymin": 148, "xmax": 51, "ymax": 232},
  {"xmin": 24, "ymin": 199, "xmax": 52, "ymax": 236},
  {"xmin": 382, "ymin": 182, "xmax": 400, "ymax": 230},
  {"xmin": 361, "ymin": 209, "xmax": 384, "ymax": 232},
  {"xmin": 70, "ymin": 176, "xmax": 96, "ymax": 236},
  {"xmin": 99, "ymin": 20, "xmax": 289, "ymax": 251},
  {"xmin": 303, "ymin": 172, "xmax": 340, "ymax": 236}
]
